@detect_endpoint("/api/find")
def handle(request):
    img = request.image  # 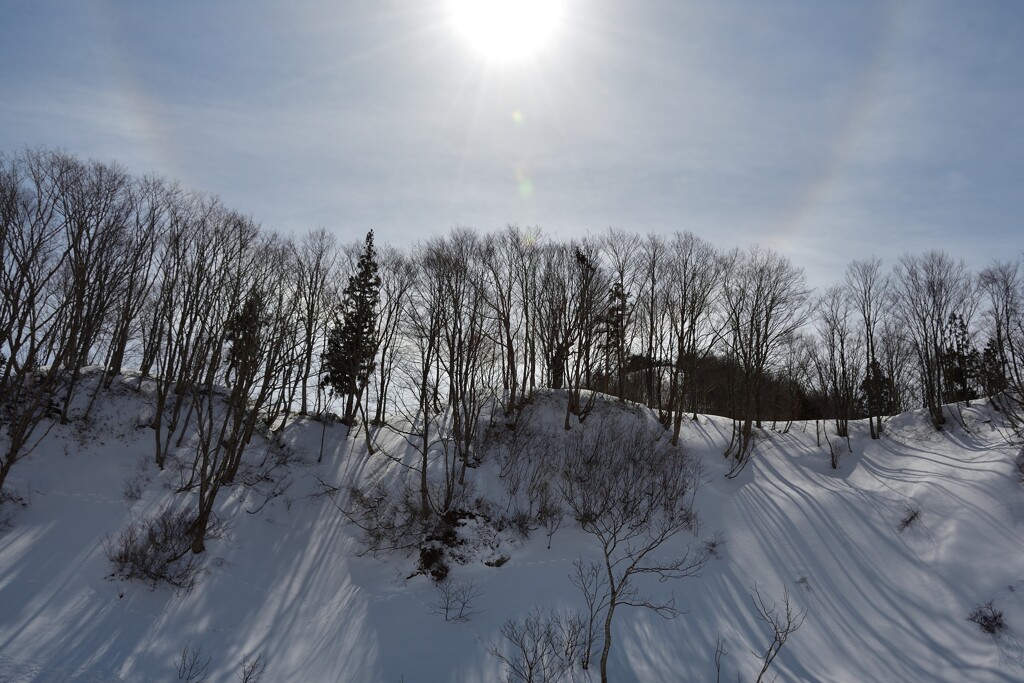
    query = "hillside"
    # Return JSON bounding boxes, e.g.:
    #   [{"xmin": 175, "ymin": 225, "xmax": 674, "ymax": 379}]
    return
[{"xmin": 0, "ymin": 375, "xmax": 1022, "ymax": 682}]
